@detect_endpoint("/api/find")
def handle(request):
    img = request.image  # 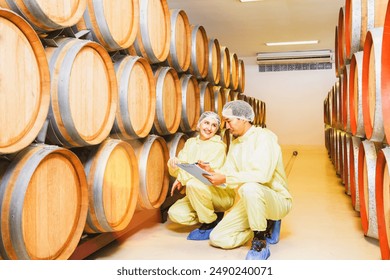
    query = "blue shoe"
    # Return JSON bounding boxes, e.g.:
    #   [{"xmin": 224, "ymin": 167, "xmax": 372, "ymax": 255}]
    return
[
  {"xmin": 187, "ymin": 213, "xmax": 224, "ymax": 241},
  {"xmin": 245, "ymin": 238, "xmax": 270, "ymax": 260},
  {"xmin": 266, "ymin": 220, "xmax": 281, "ymax": 244},
  {"xmin": 187, "ymin": 228, "xmax": 213, "ymax": 240}
]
